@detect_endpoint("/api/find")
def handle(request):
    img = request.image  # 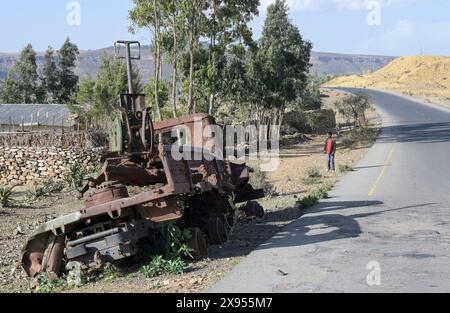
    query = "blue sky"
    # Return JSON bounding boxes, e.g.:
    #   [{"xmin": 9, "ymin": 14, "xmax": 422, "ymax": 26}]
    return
[{"xmin": 0, "ymin": 0, "xmax": 449, "ymax": 56}]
